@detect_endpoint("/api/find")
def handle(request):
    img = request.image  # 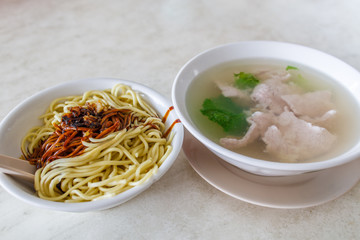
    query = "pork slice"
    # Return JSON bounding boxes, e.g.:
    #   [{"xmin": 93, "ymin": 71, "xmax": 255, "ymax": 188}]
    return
[
  {"xmin": 219, "ymin": 123, "xmax": 258, "ymax": 149},
  {"xmin": 300, "ymin": 110, "xmax": 337, "ymax": 129},
  {"xmin": 281, "ymin": 90, "xmax": 335, "ymax": 118},
  {"xmin": 255, "ymin": 70, "xmax": 291, "ymax": 82},
  {"xmin": 251, "ymin": 70, "xmax": 303, "ymax": 114},
  {"xmin": 251, "ymin": 111, "xmax": 276, "ymax": 137},
  {"xmin": 251, "ymin": 83, "xmax": 286, "ymax": 114},
  {"xmin": 215, "ymin": 81, "xmax": 252, "ymax": 104},
  {"xmin": 262, "ymin": 110, "xmax": 337, "ymax": 162},
  {"xmin": 220, "ymin": 111, "xmax": 274, "ymax": 149}
]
